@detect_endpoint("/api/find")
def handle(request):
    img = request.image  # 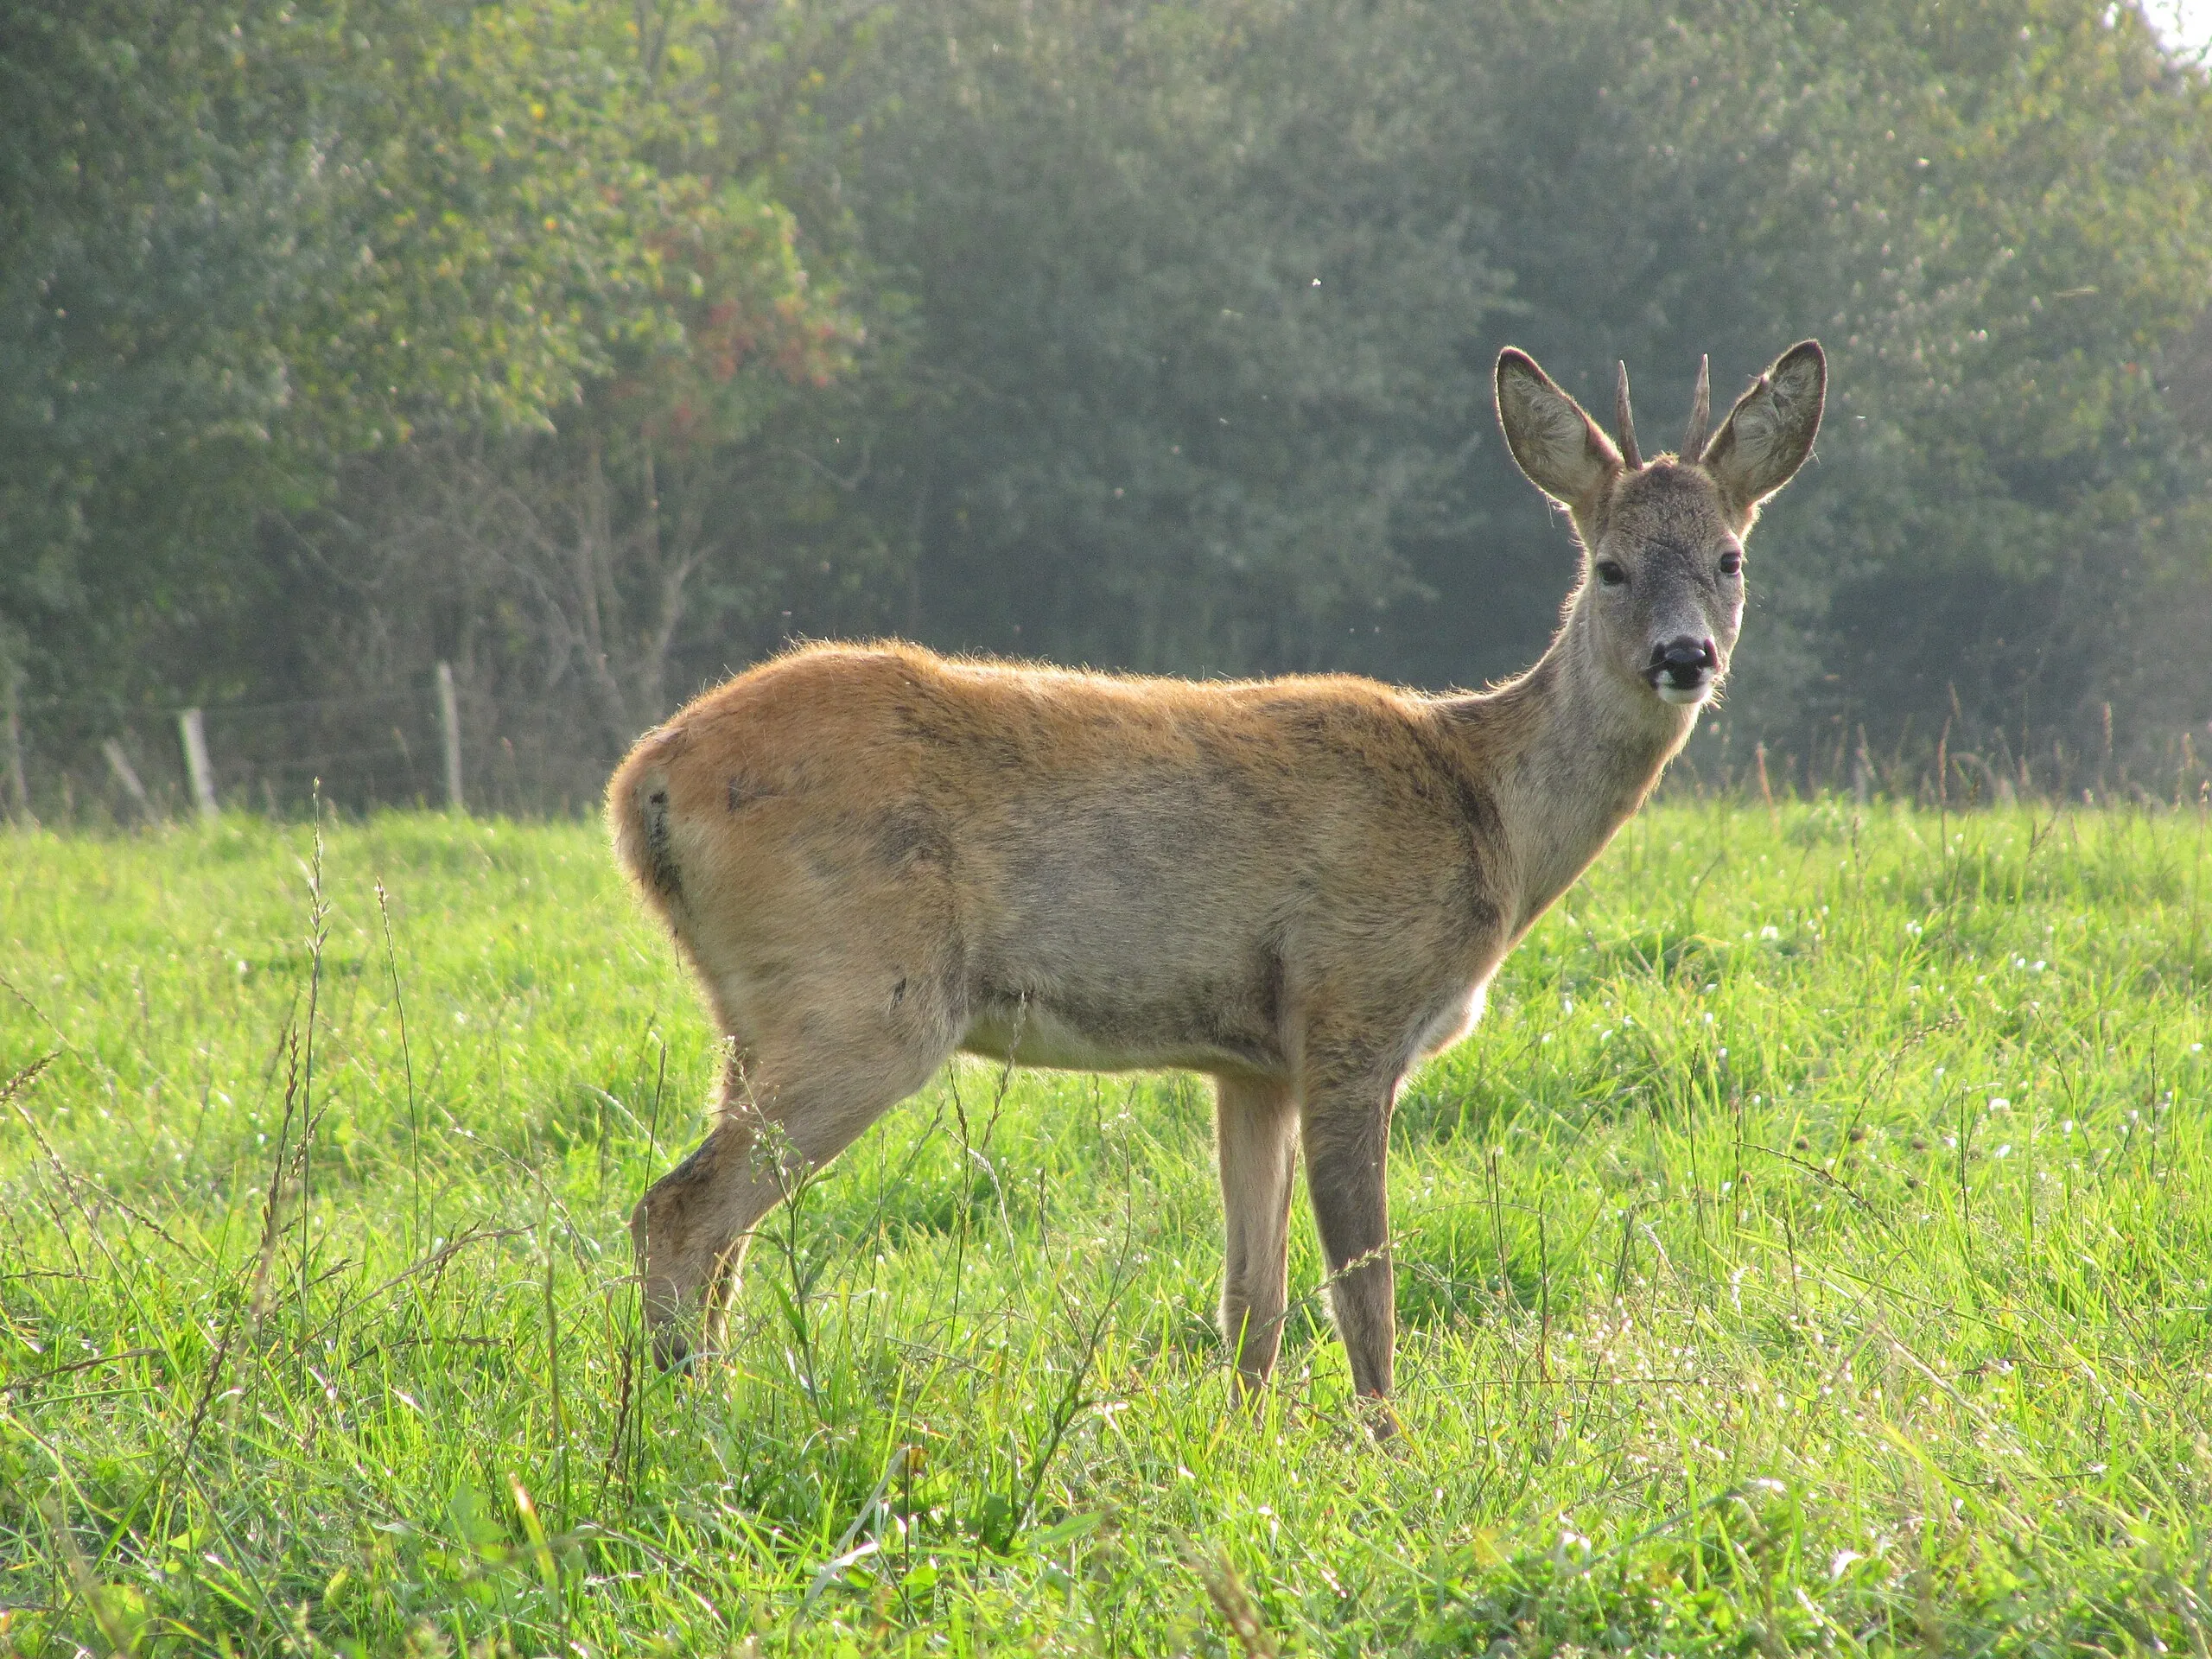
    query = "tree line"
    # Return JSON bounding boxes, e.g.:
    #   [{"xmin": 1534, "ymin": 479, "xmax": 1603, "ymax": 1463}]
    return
[{"xmin": 4, "ymin": 0, "xmax": 2209, "ymax": 813}]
